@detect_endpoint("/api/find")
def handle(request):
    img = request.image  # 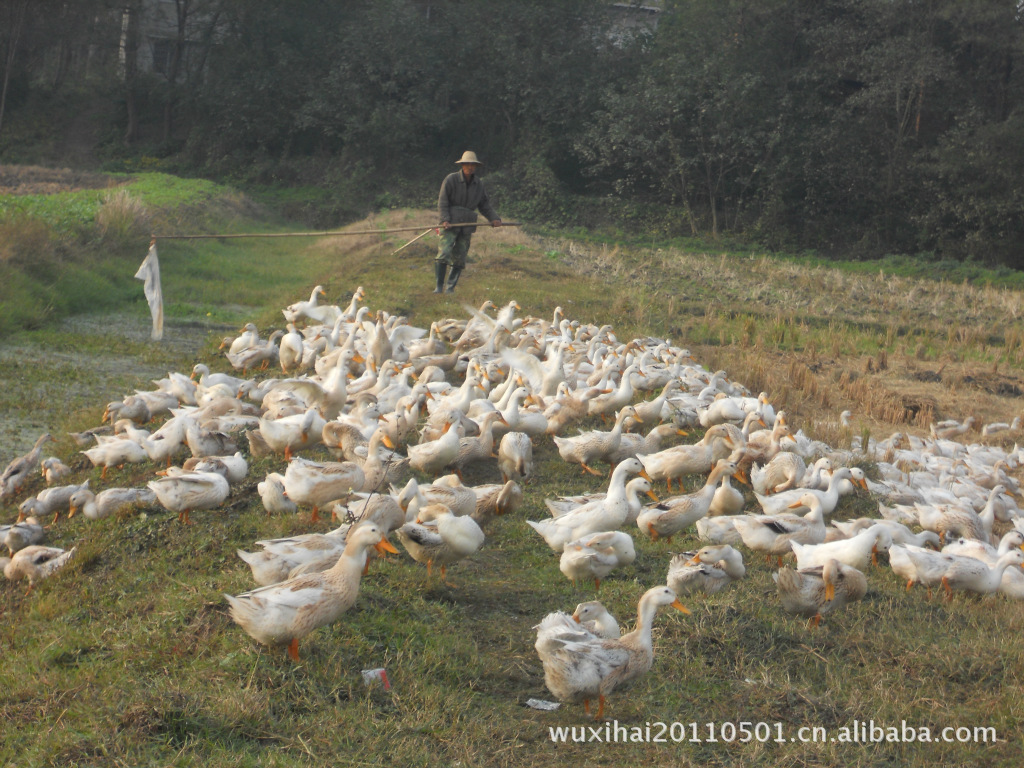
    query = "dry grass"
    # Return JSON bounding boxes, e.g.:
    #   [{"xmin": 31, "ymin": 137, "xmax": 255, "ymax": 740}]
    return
[
  {"xmin": 95, "ymin": 189, "xmax": 152, "ymax": 246},
  {"xmin": 0, "ymin": 165, "xmax": 123, "ymax": 195}
]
